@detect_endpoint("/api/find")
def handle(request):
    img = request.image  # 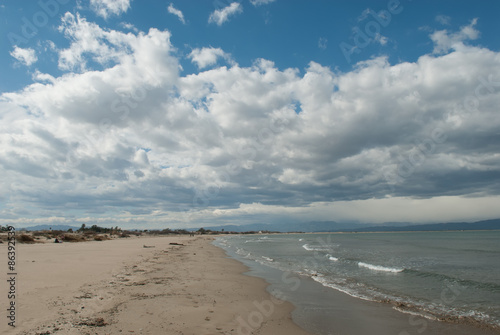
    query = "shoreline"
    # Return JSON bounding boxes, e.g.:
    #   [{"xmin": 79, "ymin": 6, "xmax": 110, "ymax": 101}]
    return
[
  {"xmin": 2, "ymin": 233, "xmax": 497, "ymax": 334},
  {"xmin": 1, "ymin": 235, "xmax": 311, "ymax": 334},
  {"xmin": 216, "ymin": 234, "xmax": 500, "ymax": 335}
]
